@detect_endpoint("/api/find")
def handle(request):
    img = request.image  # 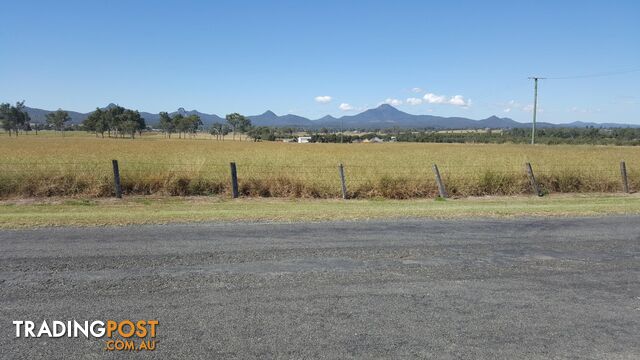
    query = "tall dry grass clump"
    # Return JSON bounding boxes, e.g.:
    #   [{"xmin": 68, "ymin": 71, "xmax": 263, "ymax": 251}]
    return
[{"xmin": 0, "ymin": 133, "xmax": 638, "ymax": 198}]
